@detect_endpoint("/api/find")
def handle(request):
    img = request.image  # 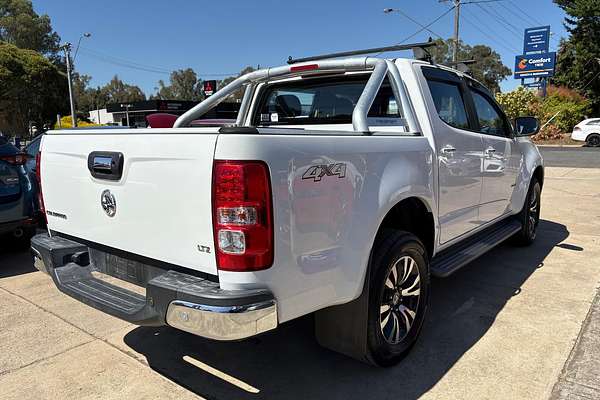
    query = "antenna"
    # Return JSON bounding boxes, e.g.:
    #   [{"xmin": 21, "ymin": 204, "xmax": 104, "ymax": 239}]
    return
[{"xmin": 287, "ymin": 39, "xmax": 438, "ymax": 65}]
